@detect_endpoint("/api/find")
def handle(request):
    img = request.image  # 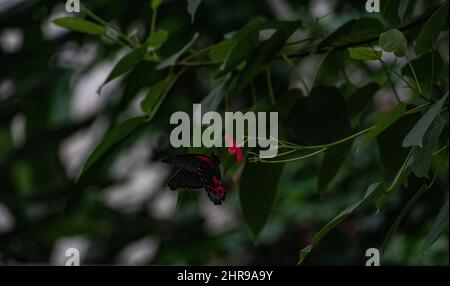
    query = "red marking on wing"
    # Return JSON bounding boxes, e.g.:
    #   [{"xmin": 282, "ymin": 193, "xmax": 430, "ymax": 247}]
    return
[
  {"xmin": 196, "ymin": 155, "xmax": 214, "ymax": 168},
  {"xmin": 206, "ymin": 176, "xmax": 225, "ymax": 196}
]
